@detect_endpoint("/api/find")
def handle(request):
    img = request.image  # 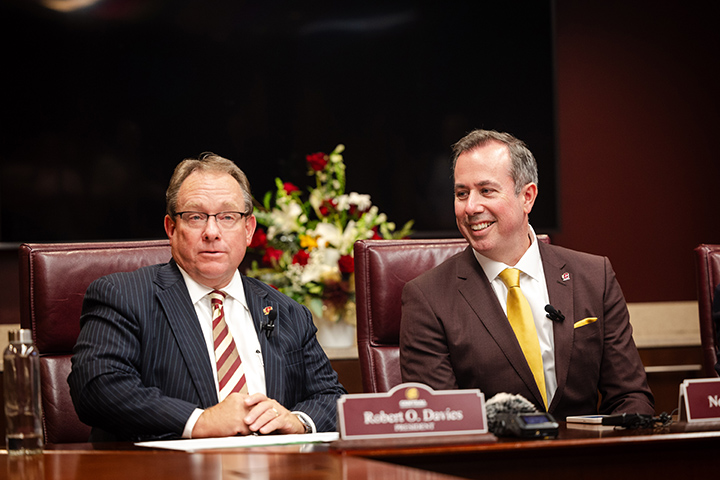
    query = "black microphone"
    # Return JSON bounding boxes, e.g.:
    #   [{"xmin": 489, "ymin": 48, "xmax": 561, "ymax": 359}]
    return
[
  {"xmin": 485, "ymin": 393, "xmax": 538, "ymax": 435},
  {"xmin": 545, "ymin": 304, "xmax": 565, "ymax": 322},
  {"xmin": 262, "ymin": 310, "xmax": 277, "ymax": 338}
]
